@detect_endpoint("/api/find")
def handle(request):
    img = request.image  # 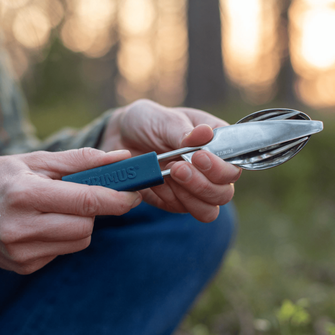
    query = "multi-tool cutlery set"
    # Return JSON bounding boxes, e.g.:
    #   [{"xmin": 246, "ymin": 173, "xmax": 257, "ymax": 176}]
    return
[{"xmin": 62, "ymin": 108, "xmax": 323, "ymax": 191}]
